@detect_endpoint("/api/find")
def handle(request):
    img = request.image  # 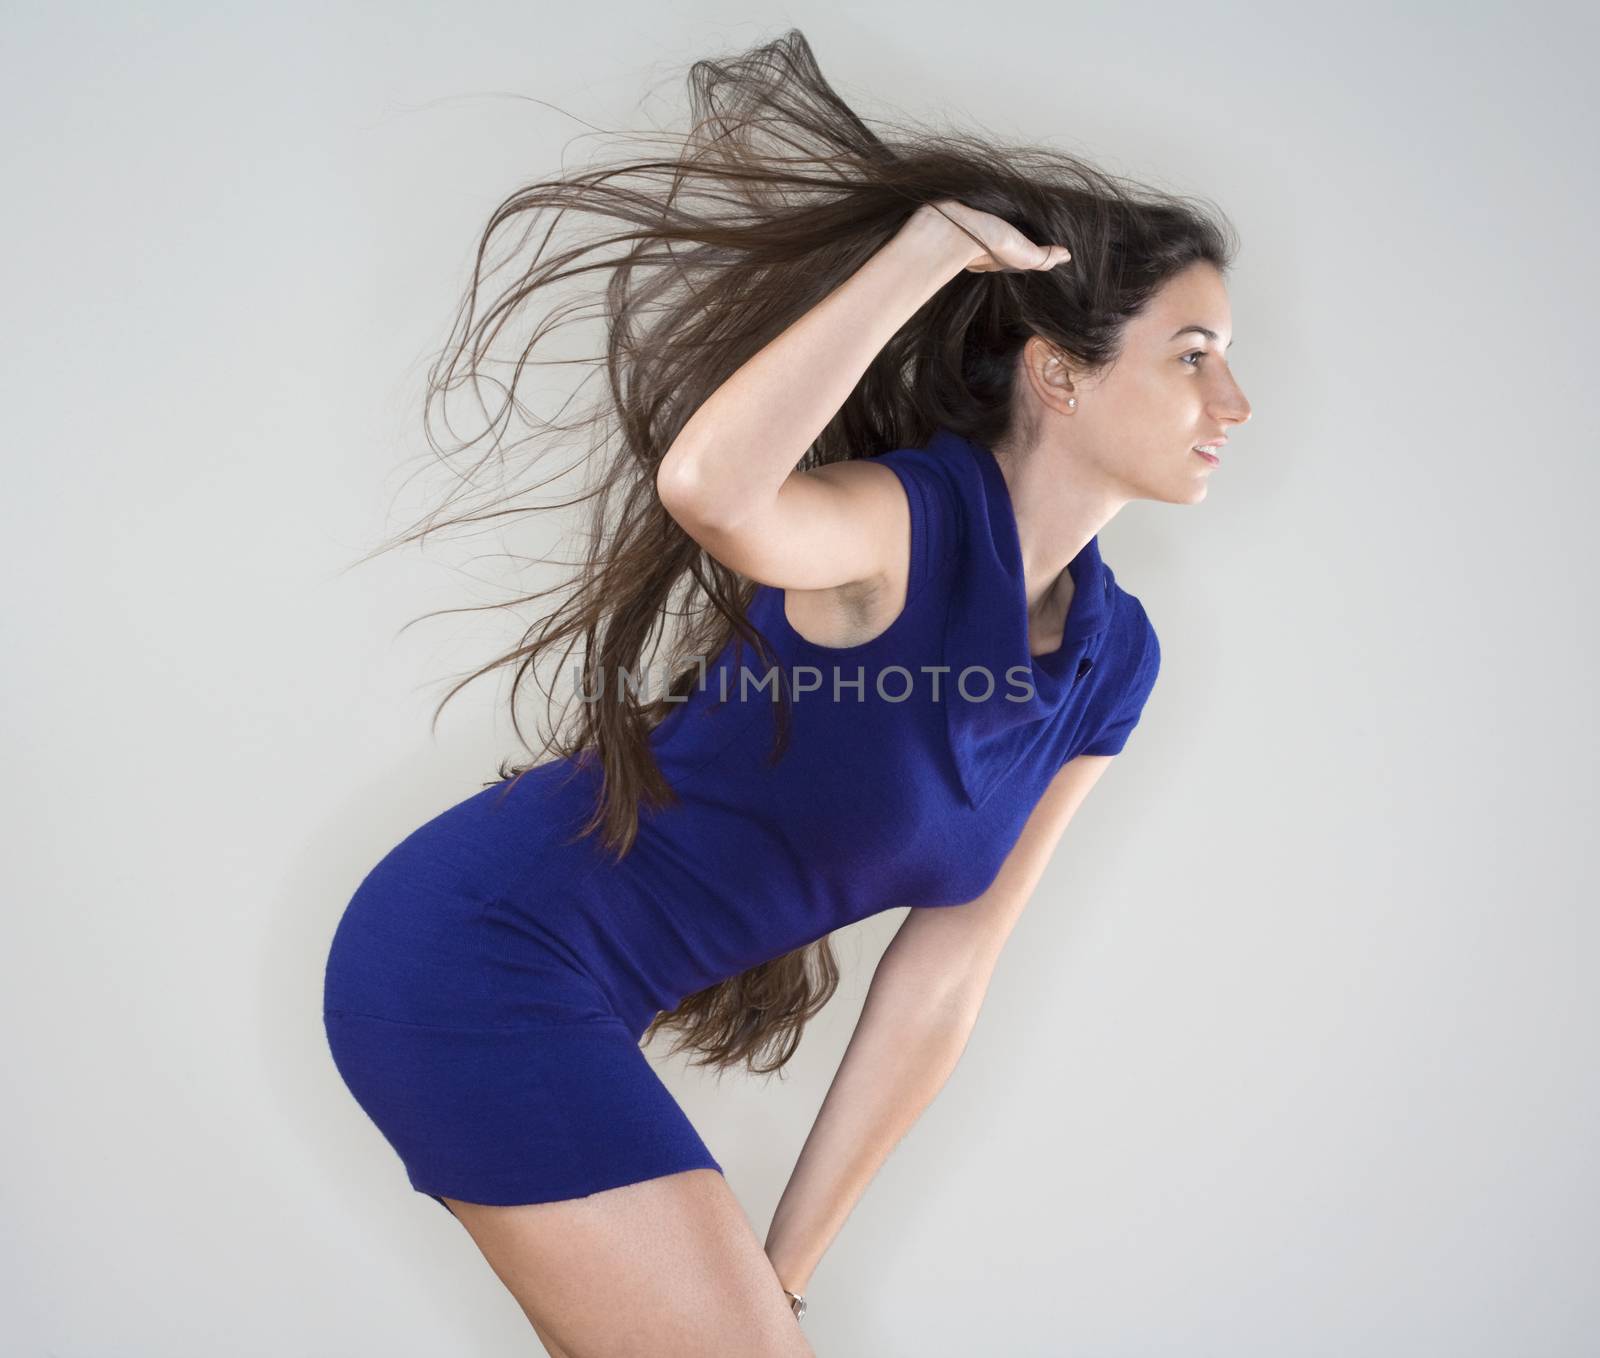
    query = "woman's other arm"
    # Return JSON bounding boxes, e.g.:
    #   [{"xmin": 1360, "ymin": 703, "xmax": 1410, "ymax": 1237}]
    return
[{"xmin": 762, "ymin": 751, "xmax": 1115, "ymax": 1295}]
